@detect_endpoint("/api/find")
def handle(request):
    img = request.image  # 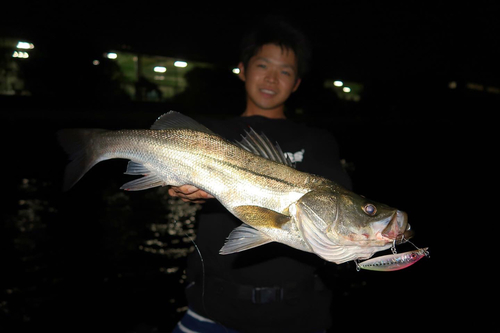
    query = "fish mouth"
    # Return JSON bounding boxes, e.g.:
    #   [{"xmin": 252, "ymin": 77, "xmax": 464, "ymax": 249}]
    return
[{"xmin": 382, "ymin": 210, "xmax": 413, "ymax": 244}]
